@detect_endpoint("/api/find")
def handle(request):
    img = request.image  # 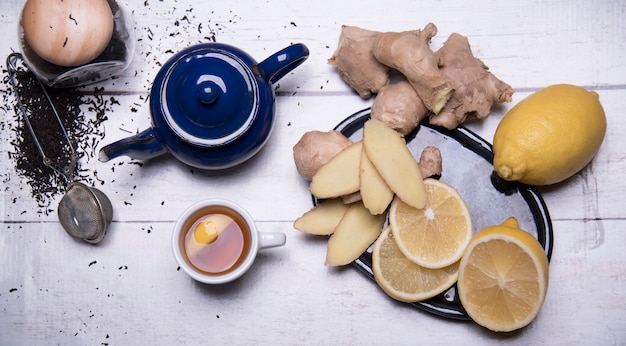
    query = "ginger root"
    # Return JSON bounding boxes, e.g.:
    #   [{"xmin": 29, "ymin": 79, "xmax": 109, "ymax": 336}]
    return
[
  {"xmin": 328, "ymin": 25, "xmax": 390, "ymax": 98},
  {"xmin": 430, "ymin": 33, "xmax": 514, "ymax": 129},
  {"xmin": 329, "ymin": 23, "xmax": 514, "ymax": 130},
  {"xmin": 371, "ymin": 80, "xmax": 428, "ymax": 136},
  {"xmin": 293, "ymin": 130, "xmax": 352, "ymax": 181},
  {"xmin": 418, "ymin": 146, "xmax": 443, "ymax": 178},
  {"xmin": 372, "ymin": 23, "xmax": 454, "ymax": 114}
]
